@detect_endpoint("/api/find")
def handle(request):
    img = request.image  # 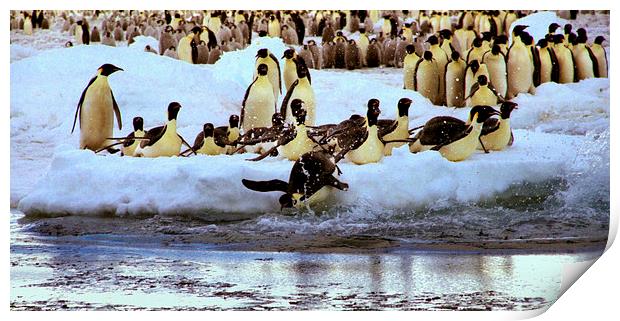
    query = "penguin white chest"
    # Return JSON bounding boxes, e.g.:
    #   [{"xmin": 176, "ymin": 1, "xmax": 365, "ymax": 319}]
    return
[
  {"xmin": 347, "ymin": 126, "xmax": 384, "ymax": 165},
  {"xmin": 279, "ymin": 125, "xmax": 314, "ymax": 161},
  {"xmin": 243, "ymin": 78, "xmax": 275, "ymax": 132},
  {"xmin": 138, "ymin": 122, "xmax": 182, "ymax": 157},
  {"xmin": 507, "ymin": 46, "xmax": 533, "ymax": 96},
  {"xmin": 439, "ymin": 125, "xmax": 481, "ymax": 162},
  {"xmin": 286, "ymin": 82, "xmax": 316, "ymax": 126},
  {"xmin": 80, "ymin": 76, "xmax": 115, "ymax": 150},
  {"xmin": 283, "ymin": 60, "xmax": 298, "ymax": 91},
  {"xmin": 470, "ymin": 86, "xmax": 497, "ymax": 106},
  {"xmin": 383, "ymin": 117, "xmax": 409, "ymax": 156},
  {"xmin": 197, "ymin": 137, "xmax": 224, "ymax": 155},
  {"xmin": 479, "ymin": 119, "xmax": 511, "ymax": 151},
  {"xmin": 177, "ymin": 36, "xmax": 192, "ymax": 63},
  {"xmin": 121, "ymin": 129, "xmax": 145, "ymax": 157}
]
